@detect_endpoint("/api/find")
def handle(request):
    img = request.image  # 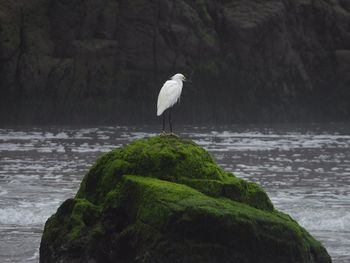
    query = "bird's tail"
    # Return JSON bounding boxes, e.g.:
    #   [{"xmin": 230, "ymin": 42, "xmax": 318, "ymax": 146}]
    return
[{"xmin": 157, "ymin": 107, "xmax": 164, "ymax": 116}]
